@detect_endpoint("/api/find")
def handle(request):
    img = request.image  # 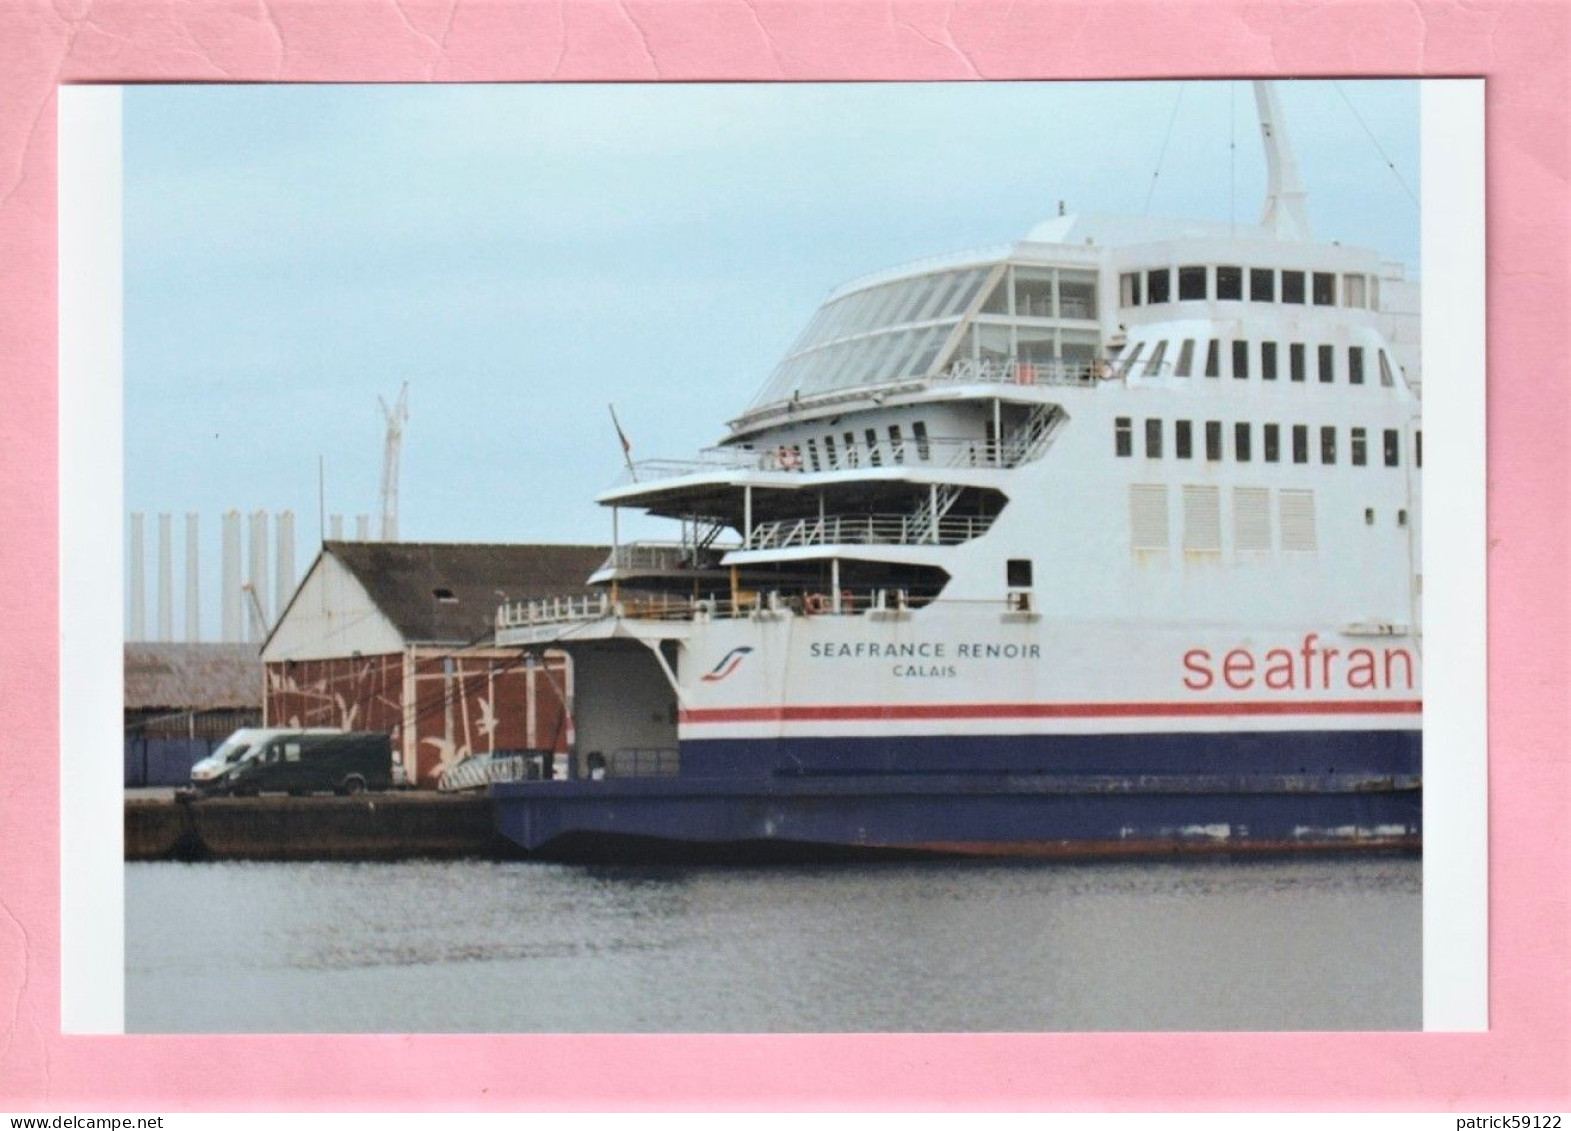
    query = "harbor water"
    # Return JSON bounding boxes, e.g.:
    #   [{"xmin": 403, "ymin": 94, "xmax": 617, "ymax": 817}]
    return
[{"xmin": 126, "ymin": 855, "xmax": 1420, "ymax": 1033}]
